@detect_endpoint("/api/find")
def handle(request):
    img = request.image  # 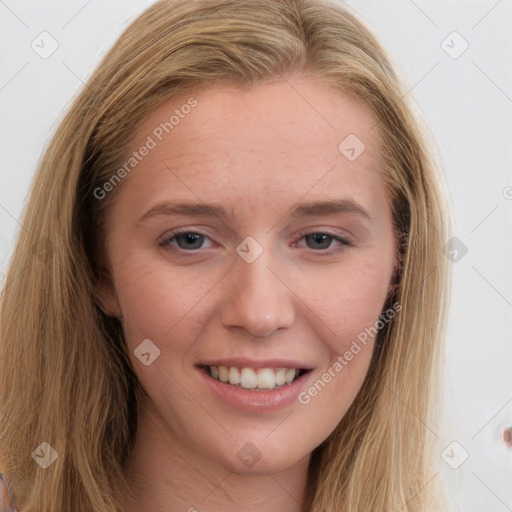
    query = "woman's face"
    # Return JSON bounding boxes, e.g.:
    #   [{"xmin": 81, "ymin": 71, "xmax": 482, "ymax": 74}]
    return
[{"xmin": 99, "ymin": 75, "xmax": 396, "ymax": 475}]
